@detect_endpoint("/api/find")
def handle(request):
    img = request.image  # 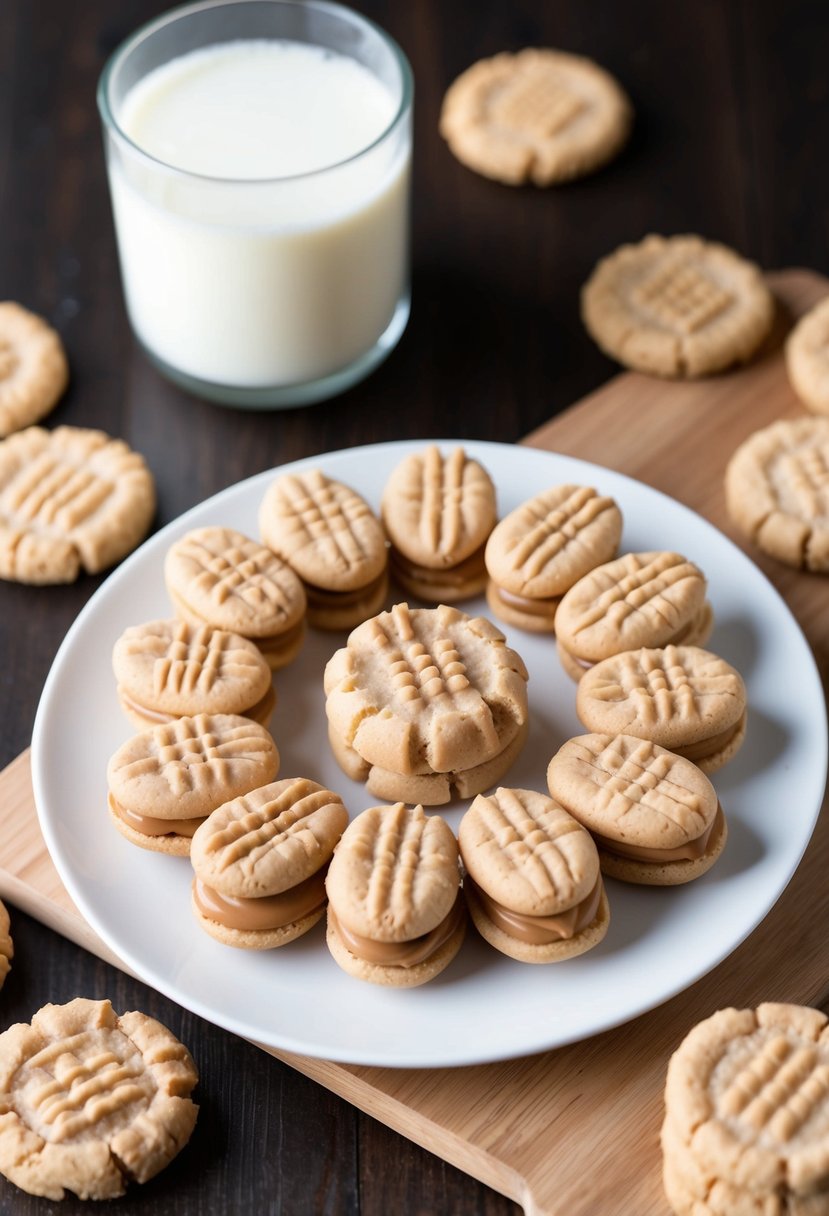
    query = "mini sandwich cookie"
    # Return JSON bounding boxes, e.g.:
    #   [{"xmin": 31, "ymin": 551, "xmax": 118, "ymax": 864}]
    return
[
  {"xmin": 326, "ymin": 803, "xmax": 465, "ymax": 987},
  {"xmin": 485, "ymin": 485, "xmax": 622, "ymax": 633},
  {"xmin": 324, "ymin": 602, "xmax": 529, "ymax": 805},
  {"xmin": 576, "ymin": 645, "xmax": 747, "ymax": 774},
  {"xmin": 113, "ymin": 618, "xmax": 275, "ymax": 730},
  {"xmin": 190, "ymin": 778, "xmax": 348, "ymax": 949},
  {"xmin": 165, "ymin": 527, "xmax": 306, "ymax": 670},
  {"xmin": 555, "ymin": 551, "xmax": 714, "ymax": 681},
  {"xmin": 381, "ymin": 445, "xmax": 497, "ymax": 602},
  {"xmin": 547, "ymin": 734, "xmax": 727, "ymax": 885},
  {"xmin": 259, "ymin": 468, "xmax": 388, "ymax": 630},
  {"xmin": 459, "ymin": 787, "xmax": 609, "ymax": 963},
  {"xmin": 107, "ymin": 714, "xmax": 279, "ymax": 855}
]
